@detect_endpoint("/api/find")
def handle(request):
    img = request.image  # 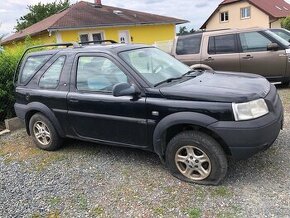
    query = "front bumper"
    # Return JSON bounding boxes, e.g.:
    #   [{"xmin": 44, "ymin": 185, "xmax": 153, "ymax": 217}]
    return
[{"xmin": 208, "ymin": 87, "xmax": 284, "ymax": 160}]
